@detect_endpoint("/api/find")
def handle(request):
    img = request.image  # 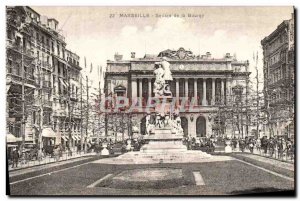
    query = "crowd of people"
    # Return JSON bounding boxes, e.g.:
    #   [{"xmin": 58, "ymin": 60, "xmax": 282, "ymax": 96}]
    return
[
  {"xmin": 8, "ymin": 143, "xmax": 77, "ymax": 168},
  {"xmin": 8, "ymin": 135, "xmax": 294, "ymax": 168},
  {"xmin": 182, "ymin": 135, "xmax": 295, "ymax": 162},
  {"xmin": 183, "ymin": 136, "xmax": 217, "ymax": 153},
  {"xmin": 8, "ymin": 138, "xmax": 146, "ymax": 168},
  {"xmin": 231, "ymin": 136, "xmax": 295, "ymax": 161},
  {"xmin": 81, "ymin": 138, "xmax": 144, "ymax": 154}
]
